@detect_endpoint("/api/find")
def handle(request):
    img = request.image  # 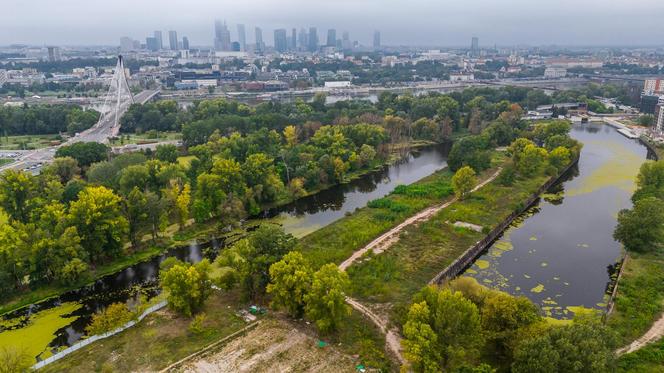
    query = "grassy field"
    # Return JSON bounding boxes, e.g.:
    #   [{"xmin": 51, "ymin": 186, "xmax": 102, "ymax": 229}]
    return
[
  {"xmin": 109, "ymin": 131, "xmax": 182, "ymax": 146},
  {"xmin": 297, "ymin": 163, "xmax": 457, "ymax": 269},
  {"xmin": 0, "ymin": 158, "xmax": 13, "ymax": 166},
  {"xmin": 0, "ymin": 134, "xmax": 63, "ymax": 150},
  {"xmin": 346, "ymin": 161, "xmax": 549, "ymax": 309},
  {"xmin": 617, "ymin": 338, "xmax": 664, "ymax": 373},
  {"xmin": 43, "ymin": 291, "xmax": 248, "ymax": 372},
  {"xmin": 608, "ymin": 250, "xmax": 664, "ymax": 345}
]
